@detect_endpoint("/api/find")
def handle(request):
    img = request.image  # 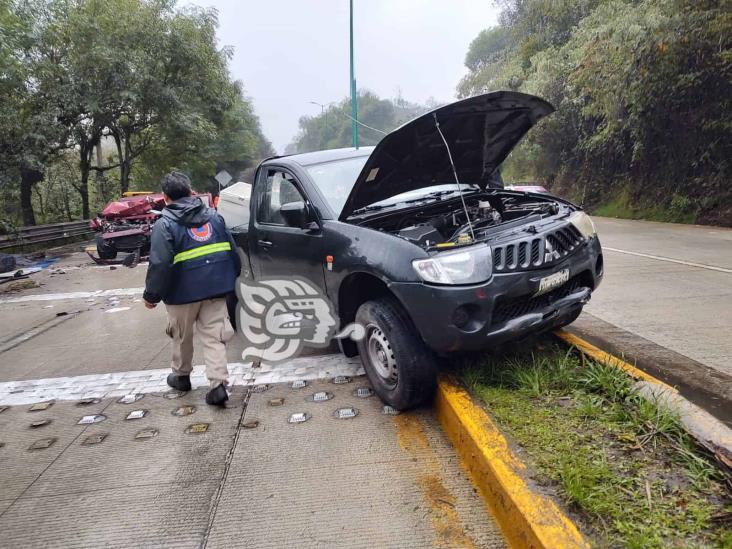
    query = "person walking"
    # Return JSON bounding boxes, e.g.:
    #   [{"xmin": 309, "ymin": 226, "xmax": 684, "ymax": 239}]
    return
[{"xmin": 143, "ymin": 172, "xmax": 241, "ymax": 406}]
